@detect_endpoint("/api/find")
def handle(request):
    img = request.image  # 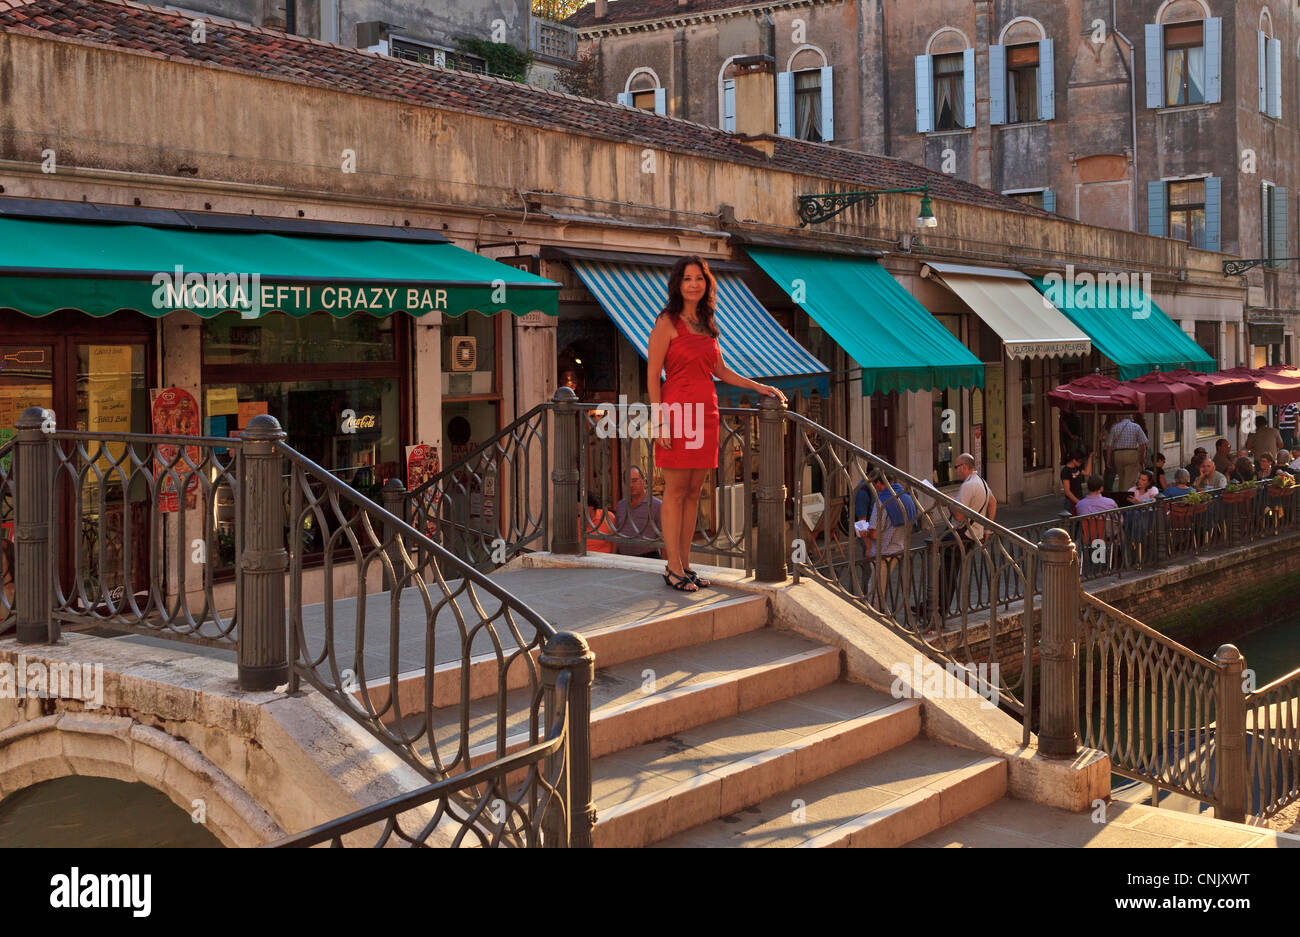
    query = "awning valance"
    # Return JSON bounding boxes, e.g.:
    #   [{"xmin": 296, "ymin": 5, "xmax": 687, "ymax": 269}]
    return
[
  {"xmin": 568, "ymin": 259, "xmax": 831, "ymax": 396},
  {"xmin": 922, "ymin": 263, "xmax": 1091, "ymax": 360},
  {"xmin": 1031, "ymin": 275, "xmax": 1214, "ymax": 379},
  {"xmin": 0, "ymin": 217, "xmax": 559, "ymax": 318},
  {"xmin": 745, "ymin": 248, "xmax": 984, "ymax": 396}
]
